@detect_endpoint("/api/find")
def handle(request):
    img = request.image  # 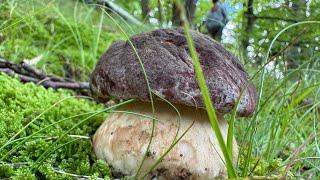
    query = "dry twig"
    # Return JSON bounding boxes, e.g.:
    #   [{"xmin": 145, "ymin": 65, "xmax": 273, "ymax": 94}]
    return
[
  {"xmin": 0, "ymin": 58, "xmax": 90, "ymax": 95},
  {"xmin": 282, "ymin": 133, "xmax": 318, "ymax": 179}
]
